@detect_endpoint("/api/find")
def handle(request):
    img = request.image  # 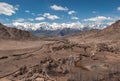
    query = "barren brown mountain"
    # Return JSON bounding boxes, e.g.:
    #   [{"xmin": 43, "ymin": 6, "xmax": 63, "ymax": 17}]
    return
[
  {"xmin": 0, "ymin": 23, "xmax": 36, "ymax": 40},
  {"xmin": 94, "ymin": 20, "xmax": 120, "ymax": 40},
  {"xmin": 0, "ymin": 20, "xmax": 120, "ymax": 81}
]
